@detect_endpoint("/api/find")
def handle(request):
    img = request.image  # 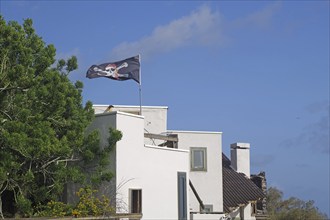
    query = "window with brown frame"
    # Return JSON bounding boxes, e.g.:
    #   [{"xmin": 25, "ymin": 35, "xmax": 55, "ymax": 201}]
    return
[{"xmin": 130, "ymin": 189, "xmax": 142, "ymax": 213}]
